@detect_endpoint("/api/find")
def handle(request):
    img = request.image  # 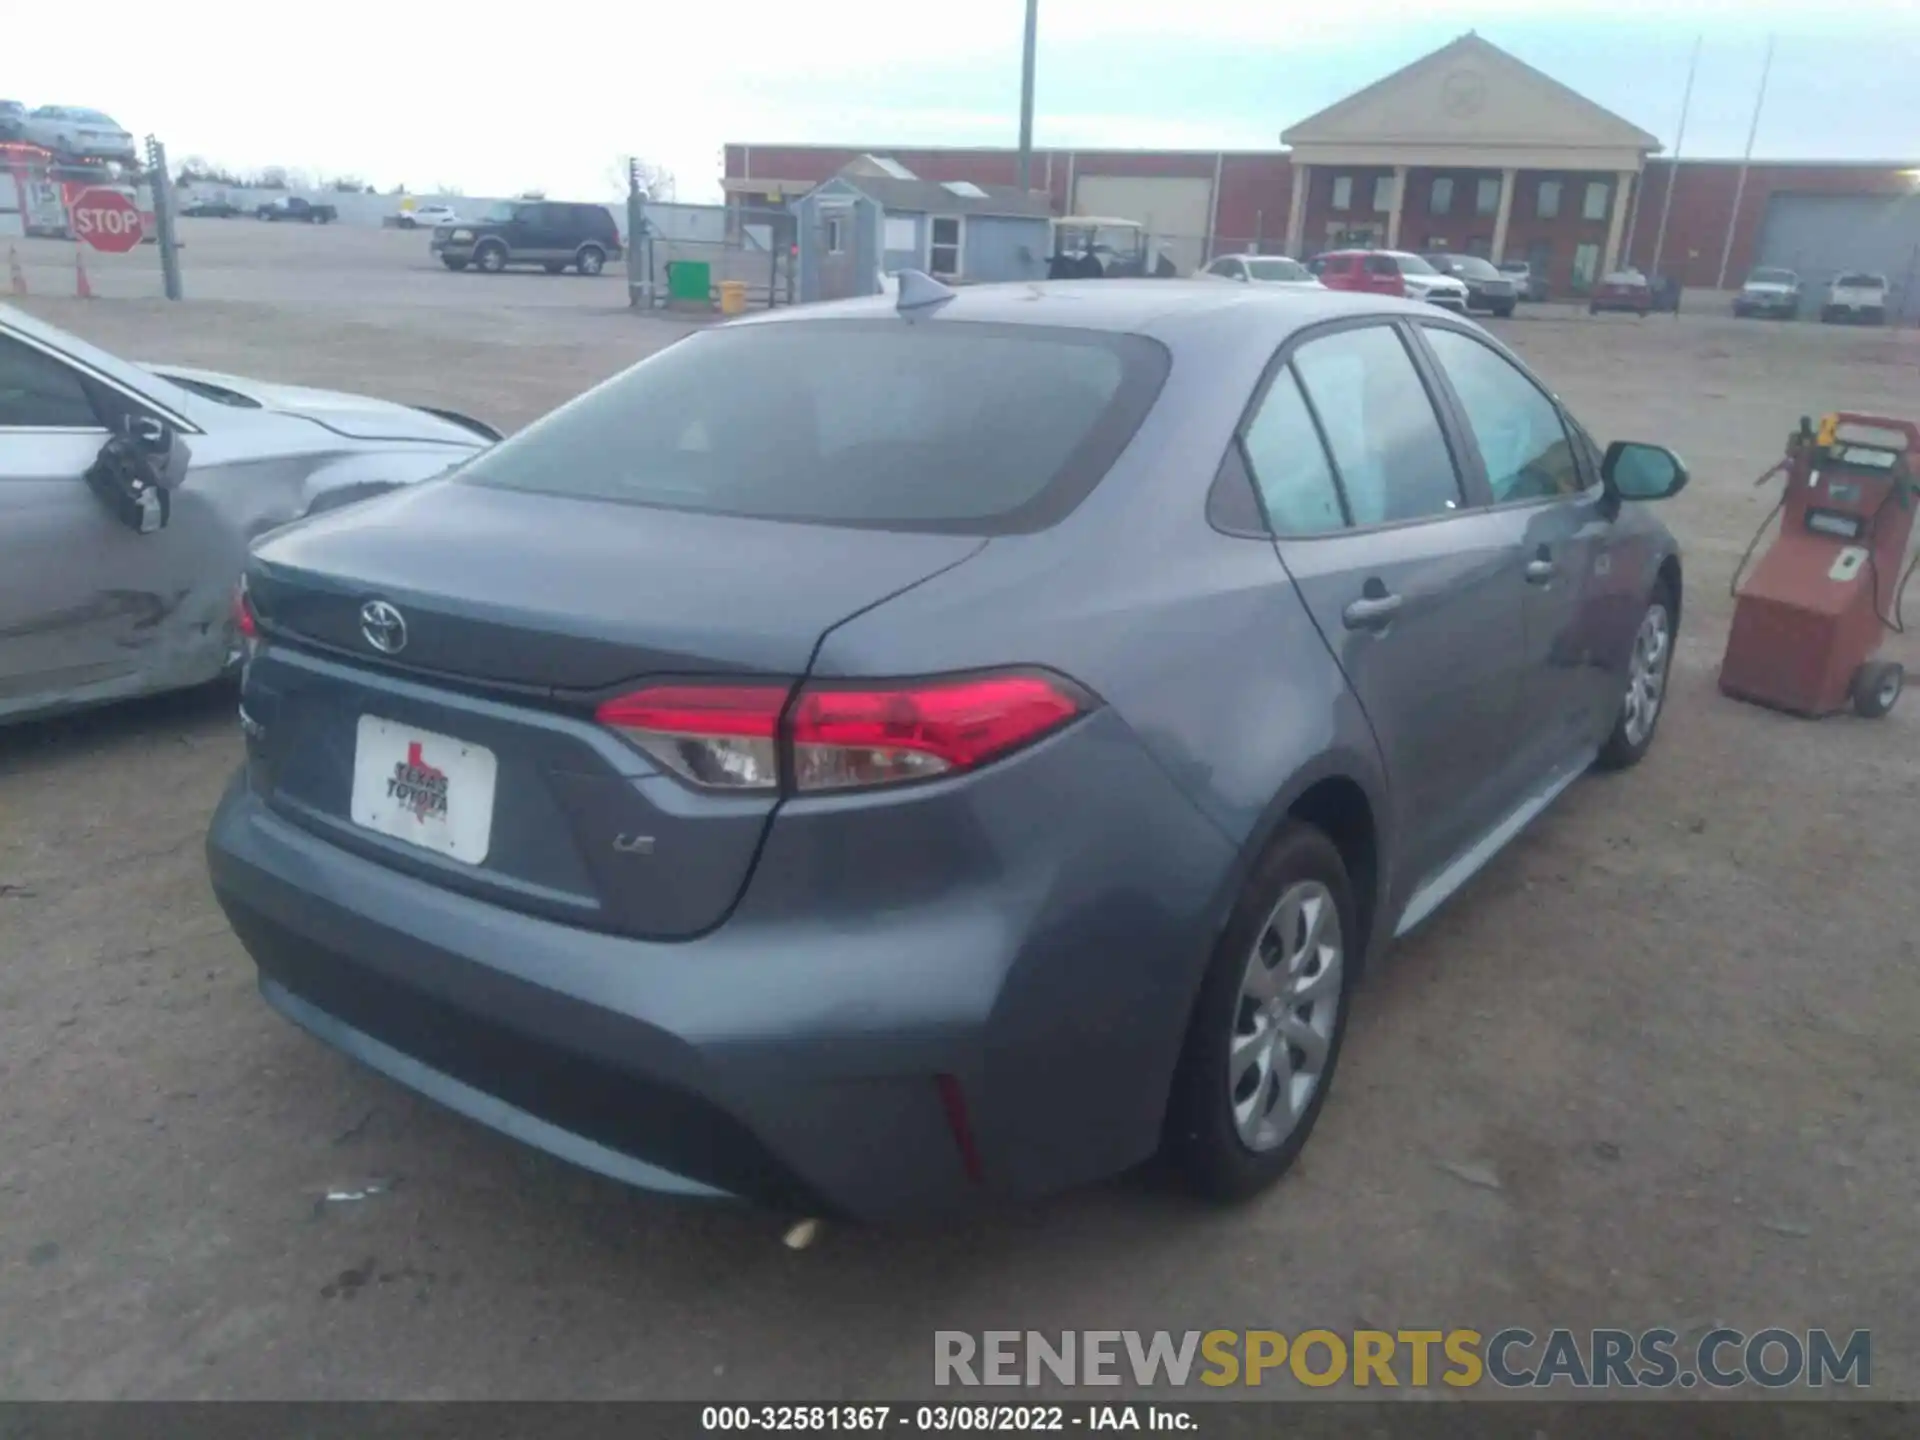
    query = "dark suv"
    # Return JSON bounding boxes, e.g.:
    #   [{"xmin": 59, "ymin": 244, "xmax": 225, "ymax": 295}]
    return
[{"xmin": 432, "ymin": 200, "xmax": 624, "ymax": 276}]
